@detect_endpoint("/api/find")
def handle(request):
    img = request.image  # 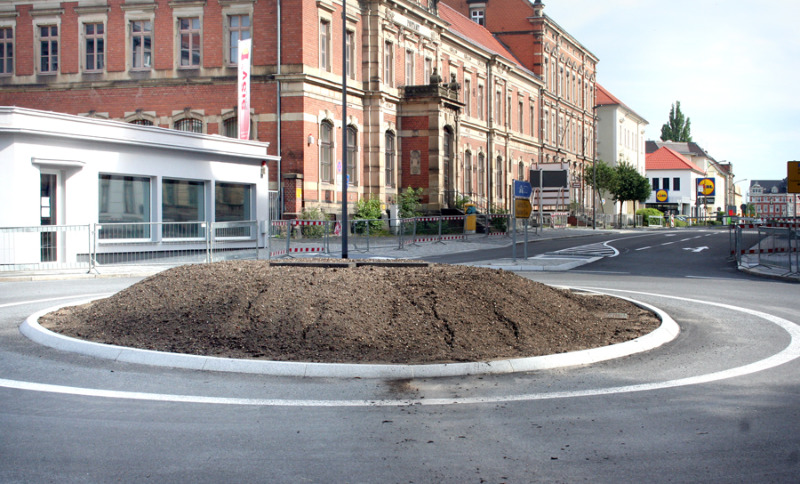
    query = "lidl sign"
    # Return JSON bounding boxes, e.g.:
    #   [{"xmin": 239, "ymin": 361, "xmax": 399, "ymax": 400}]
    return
[
  {"xmin": 697, "ymin": 178, "xmax": 715, "ymax": 196},
  {"xmin": 656, "ymin": 189, "xmax": 668, "ymax": 202}
]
